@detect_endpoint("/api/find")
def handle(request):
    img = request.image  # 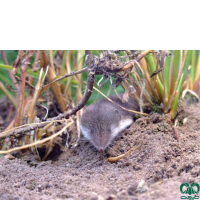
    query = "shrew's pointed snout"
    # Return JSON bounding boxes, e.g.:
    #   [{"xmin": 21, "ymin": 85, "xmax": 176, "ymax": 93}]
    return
[
  {"xmin": 98, "ymin": 136, "xmax": 106, "ymax": 152},
  {"xmin": 98, "ymin": 147, "xmax": 104, "ymax": 152}
]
